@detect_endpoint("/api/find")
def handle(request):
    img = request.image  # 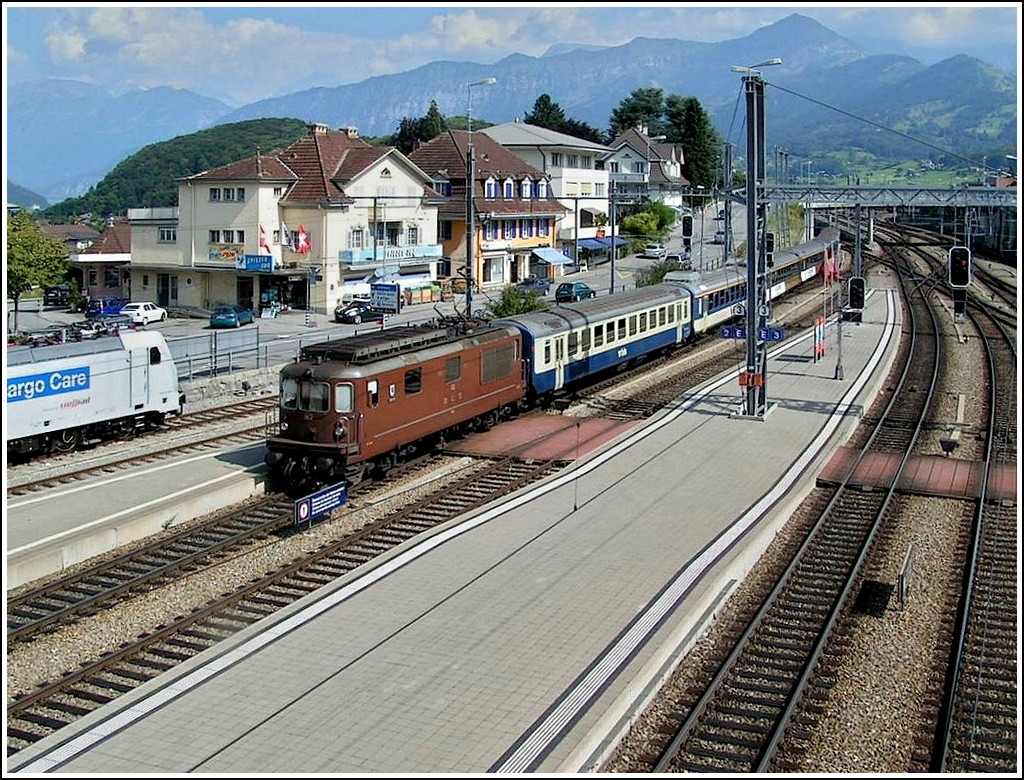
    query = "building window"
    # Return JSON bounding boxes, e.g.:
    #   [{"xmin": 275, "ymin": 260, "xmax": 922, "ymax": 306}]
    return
[
  {"xmin": 484, "ymin": 221, "xmax": 498, "ymax": 240},
  {"xmin": 440, "ymin": 220, "xmax": 453, "ymax": 241},
  {"xmin": 522, "ymin": 219, "xmax": 534, "ymax": 238},
  {"xmin": 595, "ymin": 183, "xmax": 606, "ymax": 197},
  {"xmin": 485, "ymin": 180, "xmax": 498, "ymax": 198},
  {"xmin": 581, "ymin": 155, "xmax": 592, "ymax": 169},
  {"xmin": 538, "ymin": 180, "xmax": 548, "ymax": 198},
  {"xmin": 504, "ymin": 180, "xmax": 514, "ymax": 199},
  {"xmin": 209, "ymin": 188, "xmax": 221, "ymax": 201},
  {"xmin": 434, "ymin": 179, "xmax": 452, "ymax": 196},
  {"xmin": 236, "ymin": 187, "xmax": 245, "ymax": 202},
  {"xmin": 539, "ymin": 219, "xmax": 549, "ymax": 237},
  {"xmin": 143, "ymin": 274, "xmax": 150, "ymax": 287},
  {"xmin": 608, "ymin": 162, "xmax": 620, "ymax": 173},
  {"xmin": 581, "ymin": 182, "xmax": 593, "ymax": 196},
  {"xmin": 406, "ymin": 226, "xmax": 419, "ymax": 246},
  {"xmin": 209, "ymin": 230, "xmax": 221, "ymax": 243},
  {"xmin": 223, "ymin": 188, "xmax": 235, "ymax": 201},
  {"xmin": 223, "ymin": 230, "xmax": 235, "ymax": 244},
  {"xmin": 274, "ymin": 186, "xmax": 284, "ymax": 197},
  {"xmin": 566, "ymin": 182, "xmax": 579, "ymax": 196},
  {"xmin": 567, "ymin": 154, "xmax": 579, "ymax": 168},
  {"xmin": 158, "ymin": 227, "xmax": 176, "ymax": 243},
  {"xmin": 349, "ymin": 227, "xmax": 364, "ymax": 249},
  {"xmin": 551, "ymin": 152, "xmax": 563, "ymax": 167},
  {"xmin": 104, "ymin": 268, "xmax": 120, "ymax": 288},
  {"xmin": 88, "ymin": 269, "xmax": 98, "ymax": 286},
  {"xmin": 520, "ymin": 179, "xmax": 532, "ymax": 198},
  {"xmin": 503, "ymin": 220, "xmax": 516, "ymax": 239},
  {"xmin": 380, "ymin": 167, "xmax": 392, "ymax": 179}
]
